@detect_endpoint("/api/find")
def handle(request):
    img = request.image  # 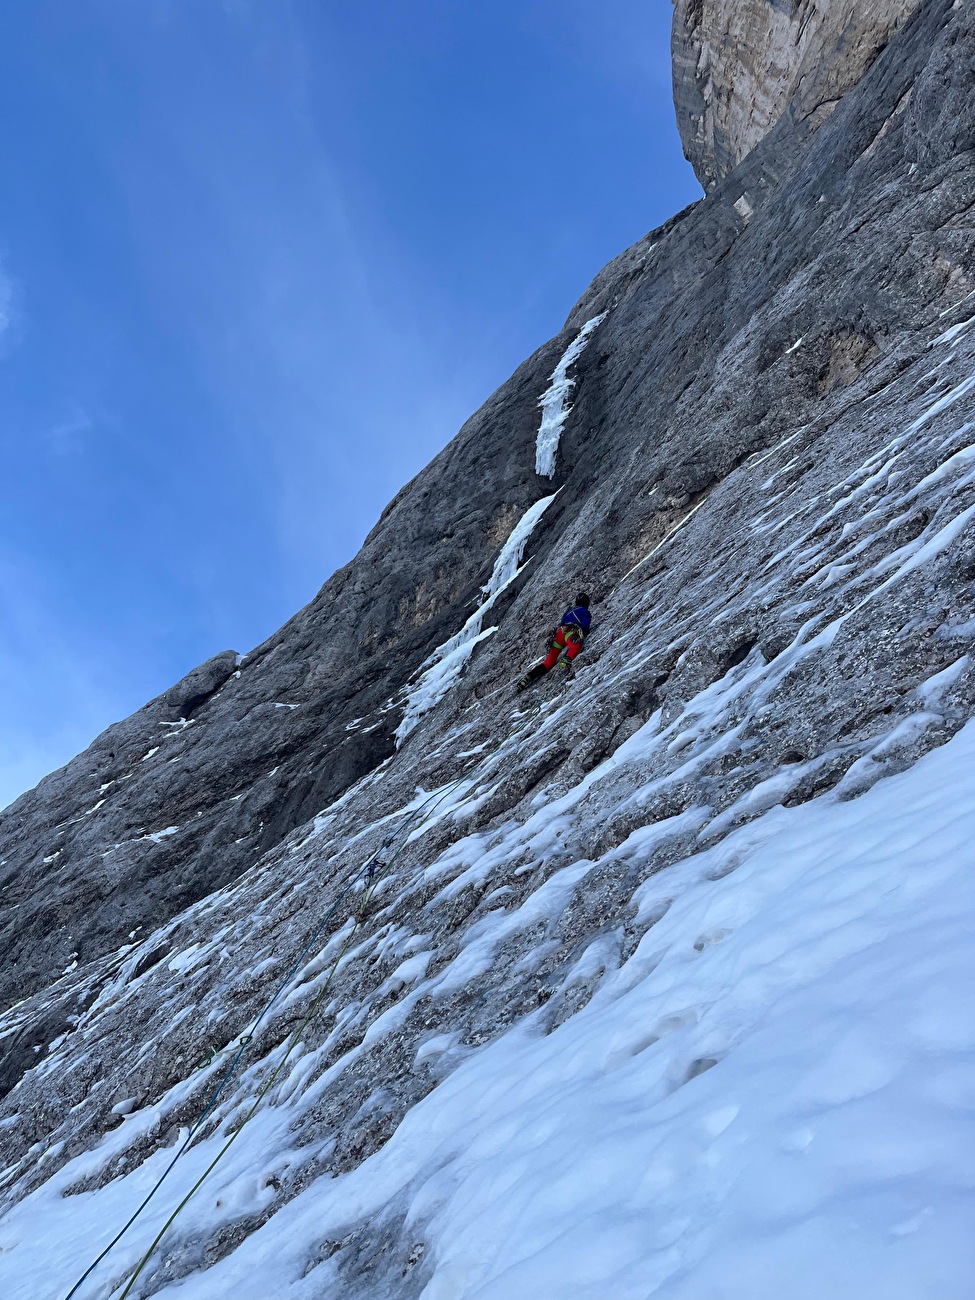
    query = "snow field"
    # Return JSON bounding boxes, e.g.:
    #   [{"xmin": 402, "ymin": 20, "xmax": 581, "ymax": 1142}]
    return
[
  {"xmin": 4, "ymin": 708, "xmax": 972, "ymax": 1298},
  {"xmin": 400, "ymin": 730, "xmax": 975, "ymax": 1299}
]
